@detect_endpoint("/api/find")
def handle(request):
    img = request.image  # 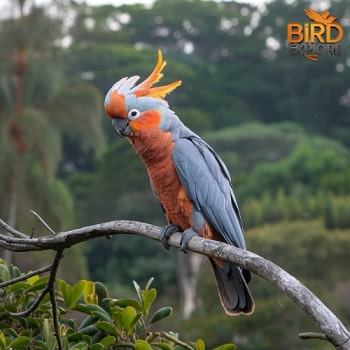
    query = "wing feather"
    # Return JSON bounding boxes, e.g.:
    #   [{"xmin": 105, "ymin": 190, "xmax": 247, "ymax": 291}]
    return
[{"xmin": 172, "ymin": 135, "xmax": 245, "ymax": 249}]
